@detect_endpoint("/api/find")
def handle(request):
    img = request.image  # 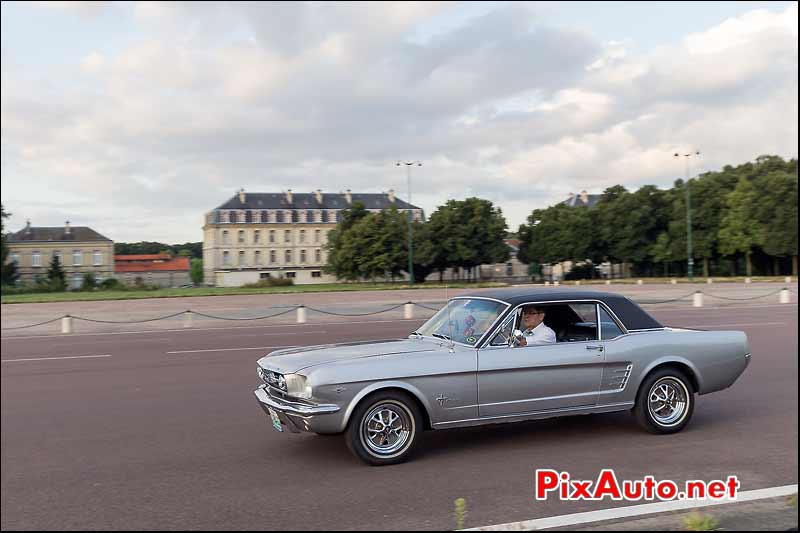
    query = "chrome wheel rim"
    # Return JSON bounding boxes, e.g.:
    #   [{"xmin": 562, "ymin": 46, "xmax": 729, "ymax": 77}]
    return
[
  {"xmin": 648, "ymin": 377, "xmax": 689, "ymax": 427},
  {"xmin": 360, "ymin": 401, "xmax": 413, "ymax": 457}
]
